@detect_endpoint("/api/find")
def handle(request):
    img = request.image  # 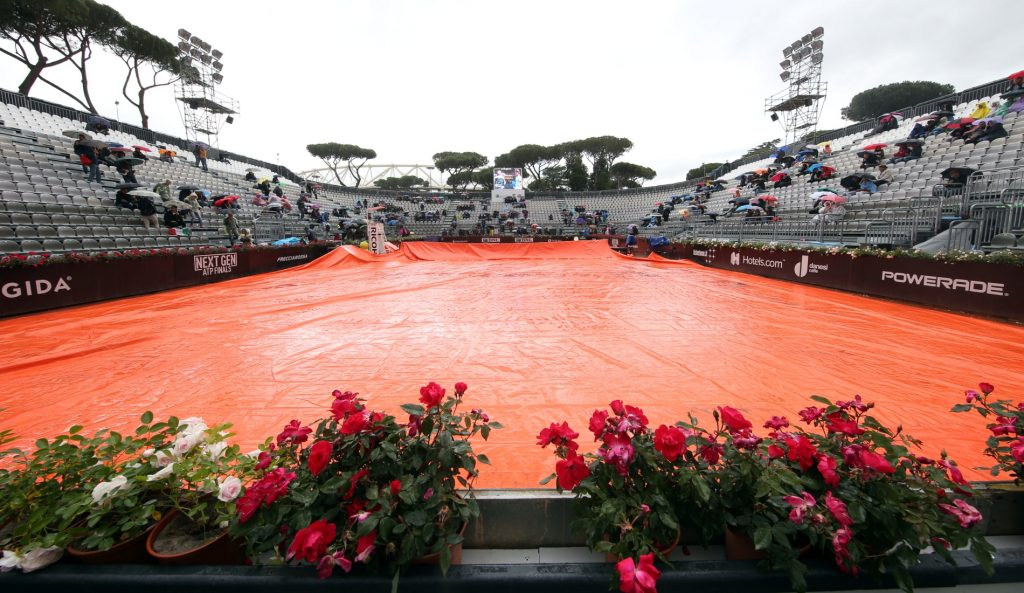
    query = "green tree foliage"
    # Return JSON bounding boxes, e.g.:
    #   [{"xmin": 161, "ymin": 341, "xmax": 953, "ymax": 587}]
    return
[
  {"xmin": 432, "ymin": 152, "xmax": 488, "ymax": 188},
  {"xmin": 306, "ymin": 143, "xmax": 377, "ymax": 187},
  {"xmin": 686, "ymin": 163, "xmax": 723, "ymax": 180},
  {"xmin": 0, "ymin": 0, "xmax": 129, "ymax": 113},
  {"xmin": 528, "ymin": 165, "xmax": 568, "ymax": 191},
  {"xmin": 841, "ymin": 81, "xmax": 954, "ymax": 121},
  {"xmin": 610, "ymin": 162, "xmax": 656, "ymax": 189},
  {"xmin": 373, "ymin": 175, "xmax": 427, "ymax": 190},
  {"xmin": 562, "ymin": 151, "xmax": 590, "ymax": 192},
  {"xmin": 740, "ymin": 139, "xmax": 781, "ymax": 161},
  {"xmin": 494, "ymin": 144, "xmax": 561, "ymax": 181},
  {"xmin": 111, "ymin": 25, "xmax": 196, "ymax": 129}
]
